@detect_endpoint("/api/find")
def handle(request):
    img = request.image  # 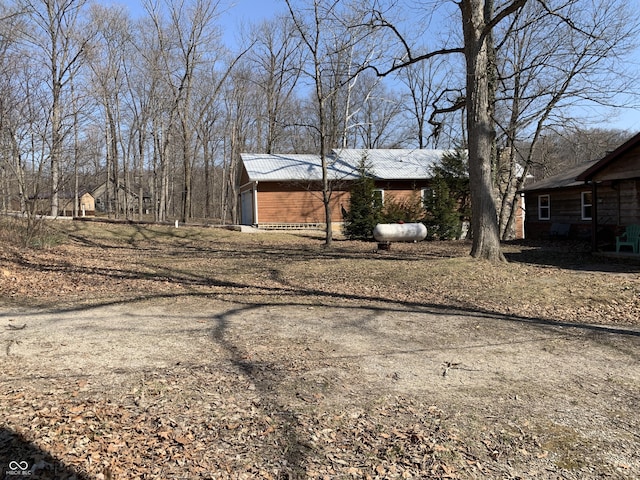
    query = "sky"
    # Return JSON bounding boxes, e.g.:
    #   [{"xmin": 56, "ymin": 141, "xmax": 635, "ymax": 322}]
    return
[
  {"xmin": 218, "ymin": 0, "xmax": 289, "ymax": 48},
  {"xmin": 220, "ymin": 0, "xmax": 288, "ymax": 26},
  {"xmin": 116, "ymin": 0, "xmax": 287, "ymax": 29},
  {"xmin": 607, "ymin": 108, "xmax": 640, "ymax": 133},
  {"xmin": 114, "ymin": 0, "xmax": 640, "ymax": 135},
  {"xmin": 113, "ymin": 0, "xmax": 289, "ymax": 54}
]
